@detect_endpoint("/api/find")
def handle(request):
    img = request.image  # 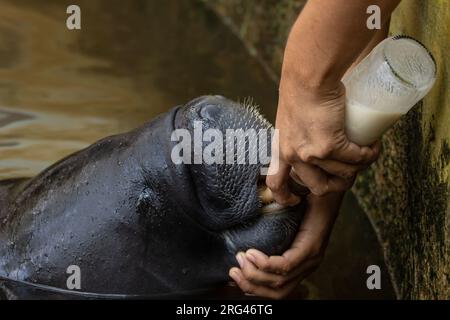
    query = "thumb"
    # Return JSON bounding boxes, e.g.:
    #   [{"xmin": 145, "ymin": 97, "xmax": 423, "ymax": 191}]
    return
[{"xmin": 266, "ymin": 160, "xmax": 300, "ymax": 207}]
